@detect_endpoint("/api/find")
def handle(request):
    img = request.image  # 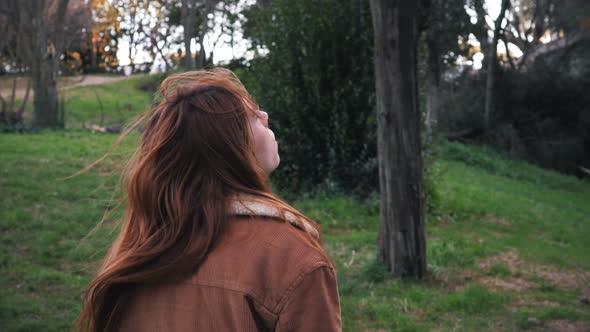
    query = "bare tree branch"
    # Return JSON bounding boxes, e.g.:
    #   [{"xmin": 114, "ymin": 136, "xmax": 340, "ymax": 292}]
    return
[{"xmin": 500, "ymin": 35, "xmax": 517, "ymax": 71}]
